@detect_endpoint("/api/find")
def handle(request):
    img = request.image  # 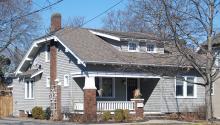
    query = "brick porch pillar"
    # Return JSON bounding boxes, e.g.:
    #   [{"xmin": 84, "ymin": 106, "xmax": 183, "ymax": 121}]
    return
[
  {"xmin": 131, "ymin": 99, "xmax": 144, "ymax": 120},
  {"xmin": 83, "ymin": 76, "xmax": 97, "ymax": 122}
]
